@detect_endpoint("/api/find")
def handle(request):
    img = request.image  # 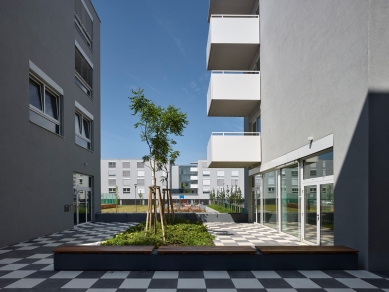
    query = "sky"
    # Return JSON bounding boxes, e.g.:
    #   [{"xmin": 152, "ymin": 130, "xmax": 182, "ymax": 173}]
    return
[{"xmin": 92, "ymin": 0, "xmax": 243, "ymax": 165}]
